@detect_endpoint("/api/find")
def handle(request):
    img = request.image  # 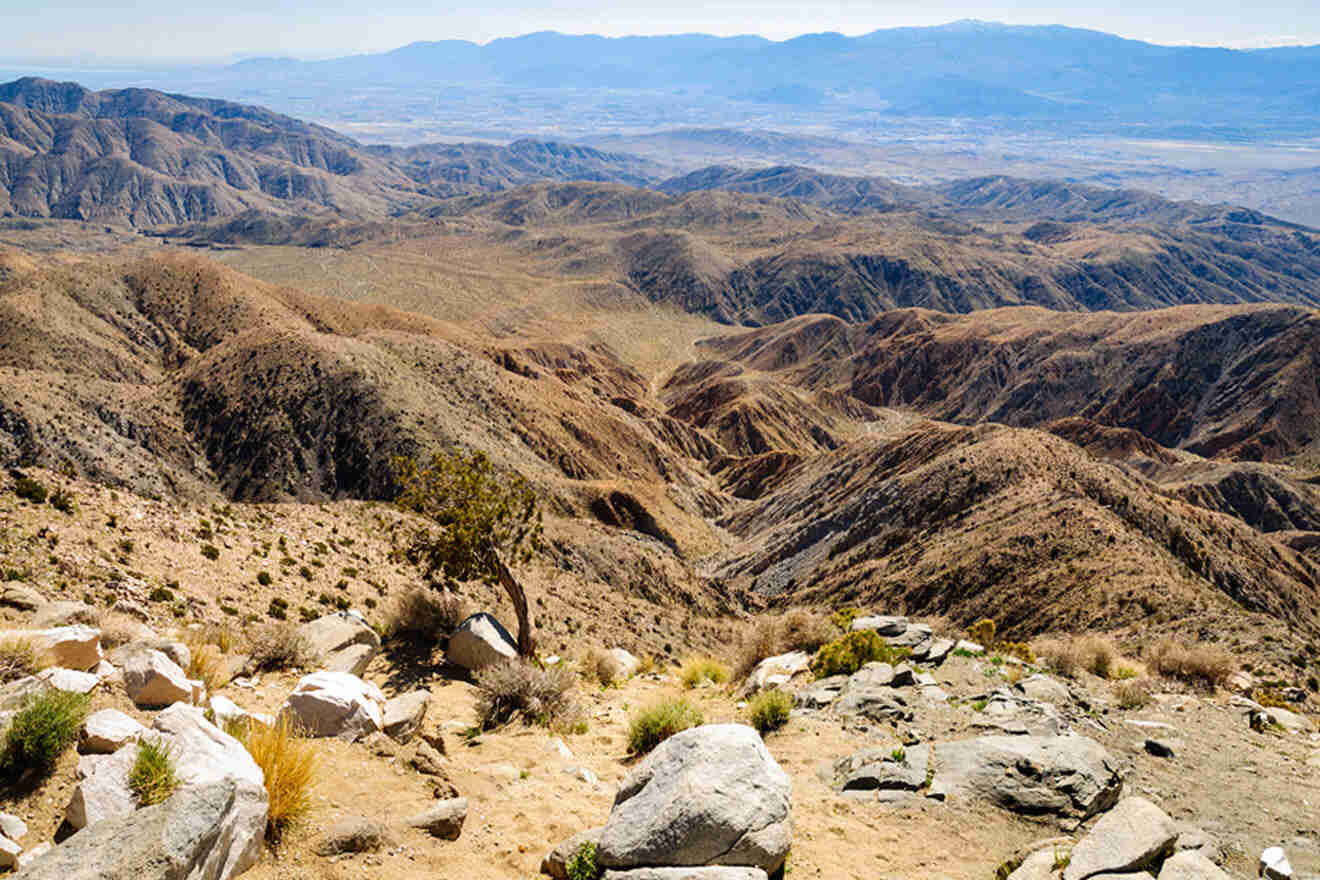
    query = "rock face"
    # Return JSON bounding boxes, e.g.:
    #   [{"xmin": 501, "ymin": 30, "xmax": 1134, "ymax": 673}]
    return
[
  {"xmin": 297, "ymin": 612, "xmax": 380, "ymax": 672},
  {"xmin": 24, "ymin": 780, "xmax": 262, "ymax": 880},
  {"xmin": 1063, "ymin": 797, "xmax": 1177, "ymax": 880},
  {"xmin": 281, "ymin": 671, "xmax": 385, "ymax": 741},
  {"xmin": 933, "ymin": 735, "xmax": 1122, "ymax": 822},
  {"xmin": 446, "ymin": 613, "xmax": 518, "ymax": 671},
  {"xmin": 122, "ymin": 649, "xmax": 194, "ymax": 708},
  {"xmin": 383, "ymin": 690, "xmax": 430, "ymax": 744},
  {"xmin": 598, "ymin": 724, "xmax": 792, "ymax": 875},
  {"xmin": 80, "ymin": 709, "xmax": 146, "ymax": 754}
]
